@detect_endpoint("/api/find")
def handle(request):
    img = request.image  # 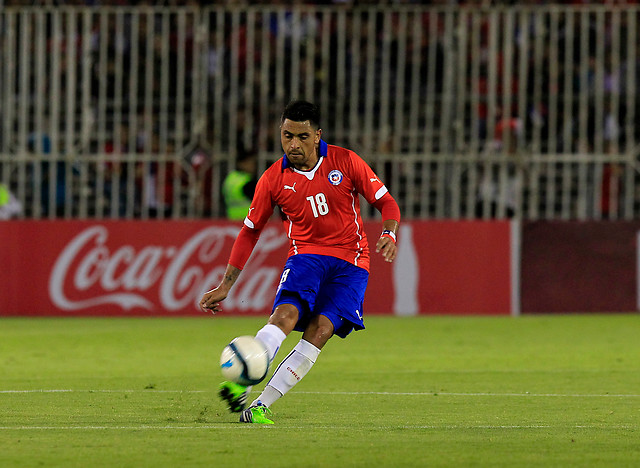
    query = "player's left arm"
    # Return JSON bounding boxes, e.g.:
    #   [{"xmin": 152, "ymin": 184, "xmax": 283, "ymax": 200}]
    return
[
  {"xmin": 373, "ymin": 194, "xmax": 400, "ymax": 263},
  {"xmin": 348, "ymin": 152, "xmax": 401, "ymax": 263}
]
